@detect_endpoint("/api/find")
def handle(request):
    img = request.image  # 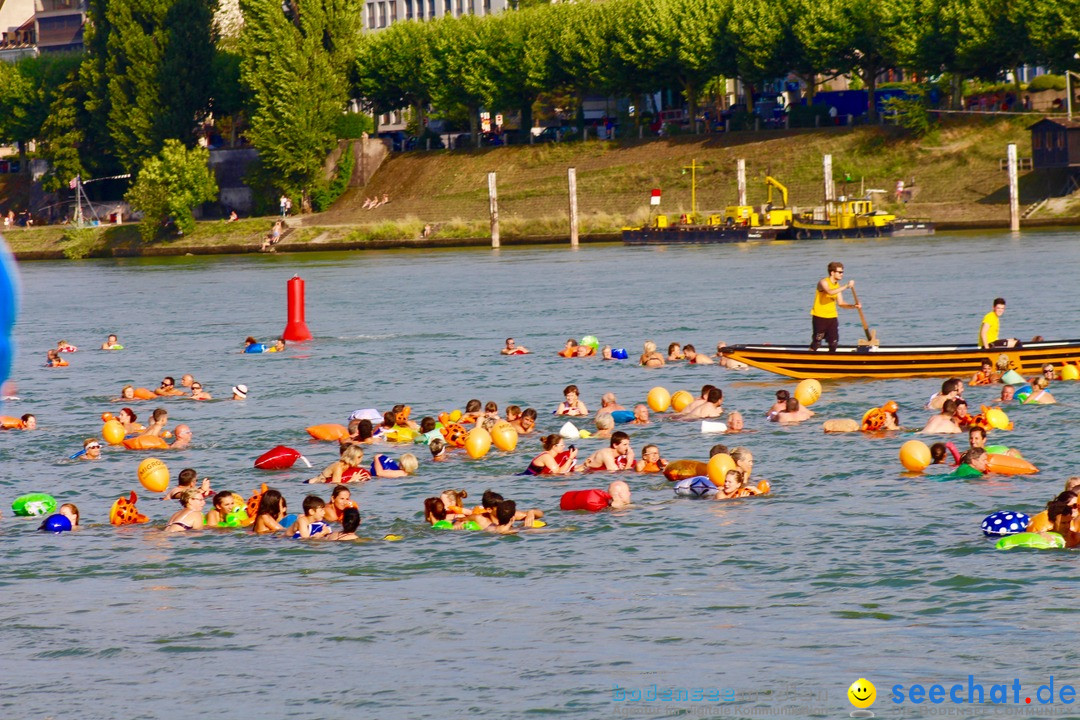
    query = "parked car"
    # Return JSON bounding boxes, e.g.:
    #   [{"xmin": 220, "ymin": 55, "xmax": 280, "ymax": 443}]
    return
[
  {"xmin": 533, "ymin": 126, "xmax": 577, "ymax": 143},
  {"xmin": 377, "ymin": 131, "xmax": 407, "ymax": 152},
  {"xmin": 405, "ymin": 134, "xmax": 446, "ymax": 151}
]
